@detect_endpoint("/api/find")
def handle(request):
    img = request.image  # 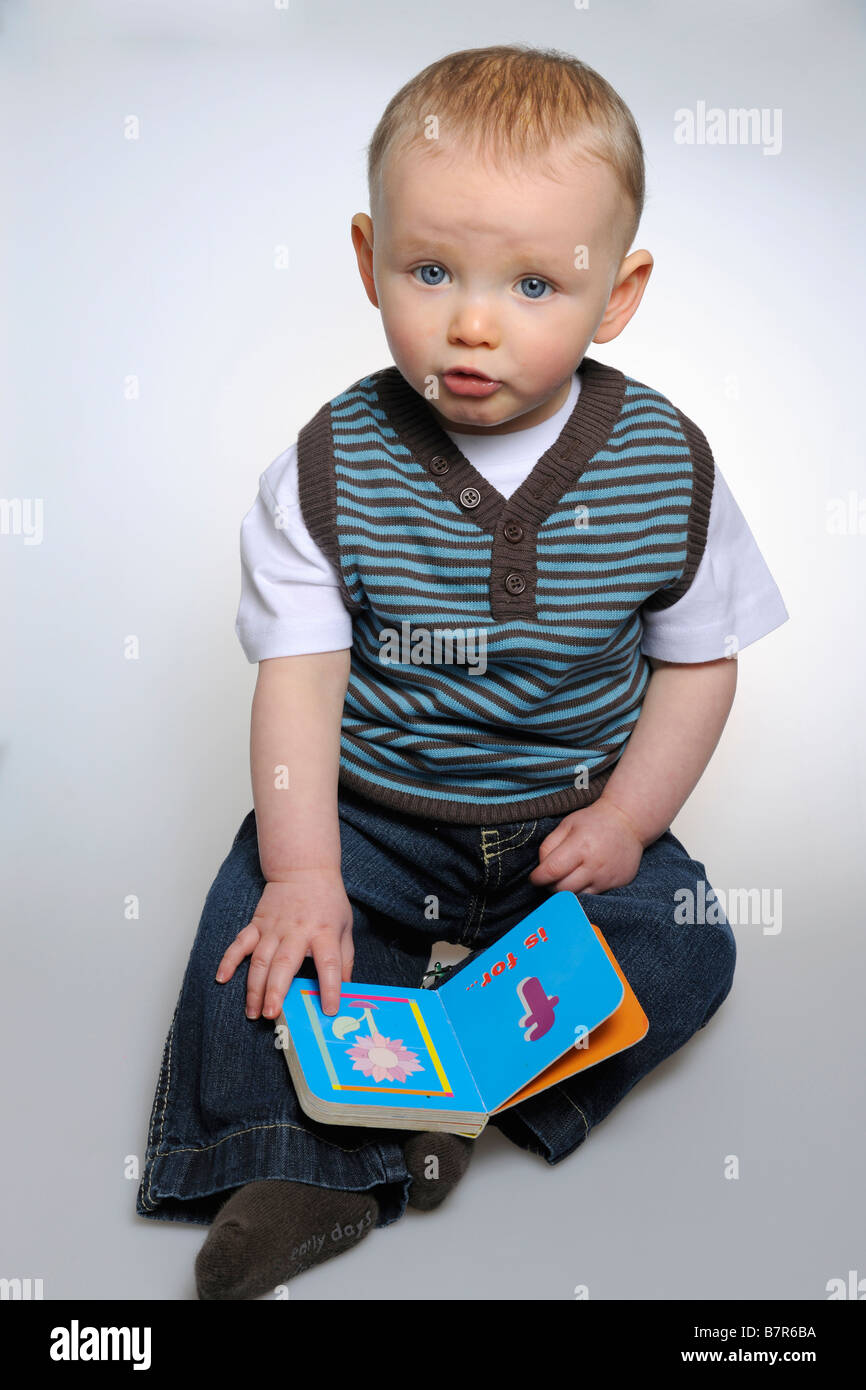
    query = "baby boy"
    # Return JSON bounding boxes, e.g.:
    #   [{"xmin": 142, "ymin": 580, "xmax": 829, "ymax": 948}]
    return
[{"xmin": 137, "ymin": 44, "xmax": 788, "ymax": 1300}]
